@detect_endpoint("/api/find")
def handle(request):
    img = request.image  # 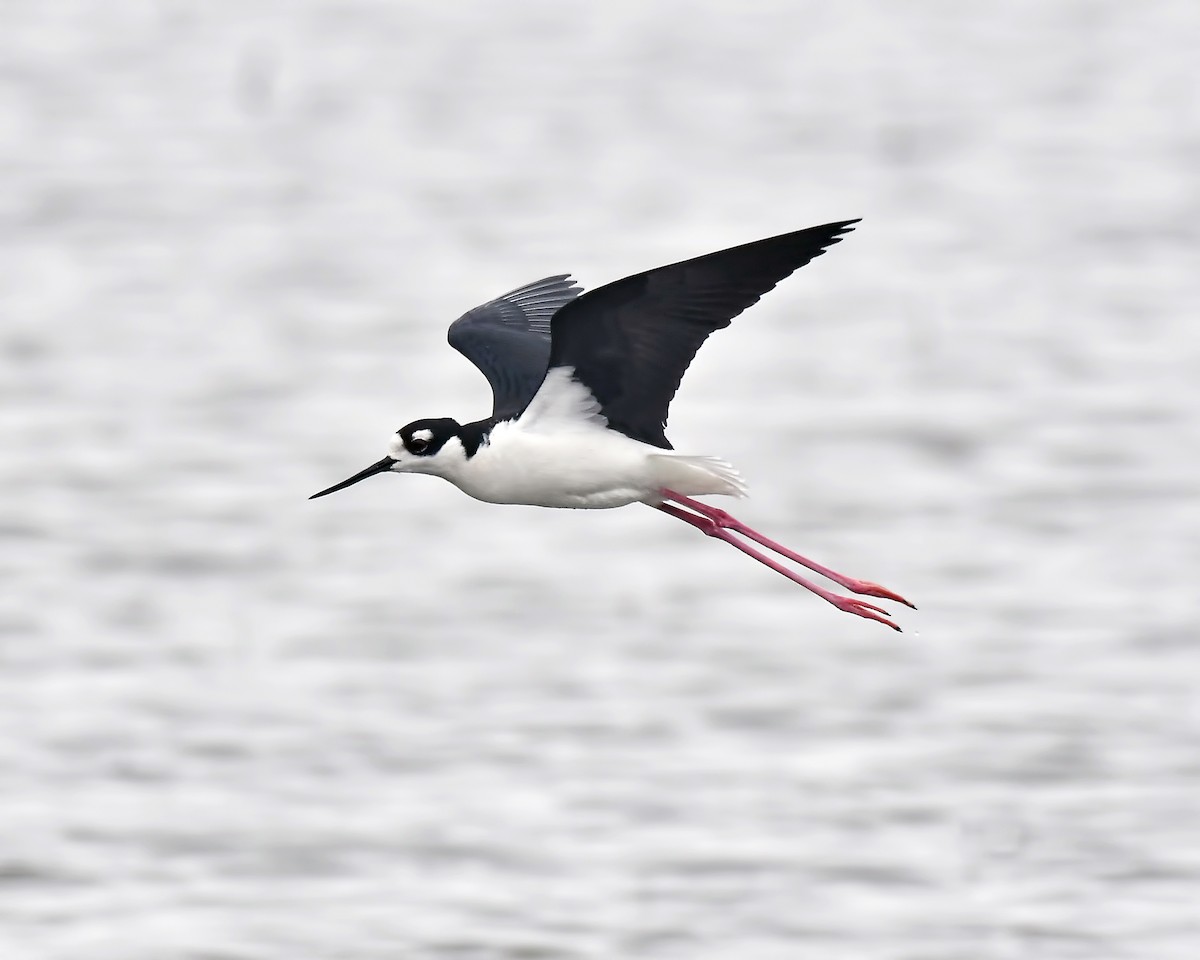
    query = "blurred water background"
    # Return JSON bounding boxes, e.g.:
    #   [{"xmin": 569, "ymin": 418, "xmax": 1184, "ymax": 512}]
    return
[{"xmin": 2, "ymin": 2, "xmax": 1198, "ymax": 958}]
